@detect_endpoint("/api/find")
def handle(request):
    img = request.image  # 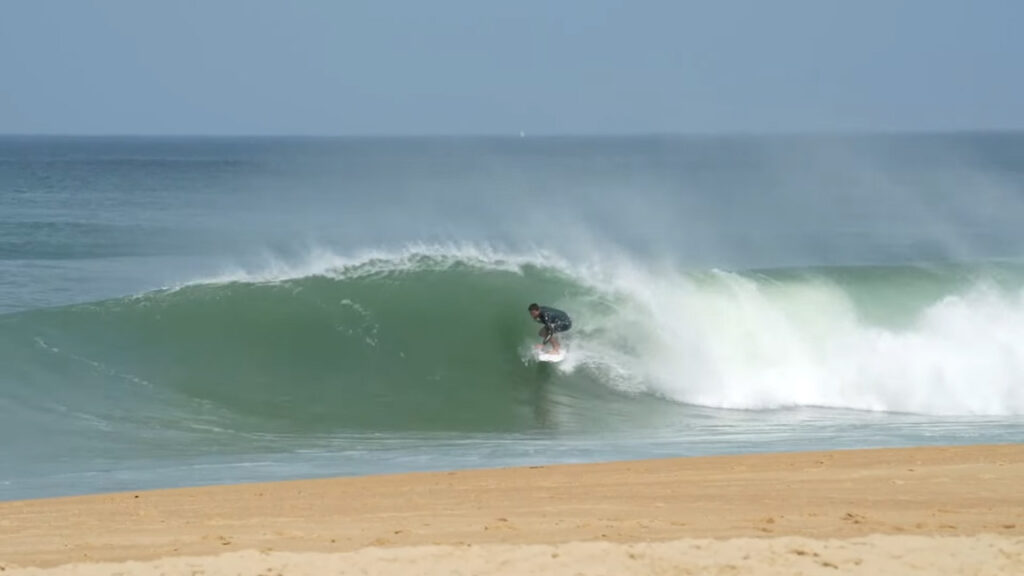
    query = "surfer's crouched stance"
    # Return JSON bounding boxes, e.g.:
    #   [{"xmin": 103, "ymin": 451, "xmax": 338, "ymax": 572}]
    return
[{"xmin": 528, "ymin": 303, "xmax": 572, "ymax": 353}]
